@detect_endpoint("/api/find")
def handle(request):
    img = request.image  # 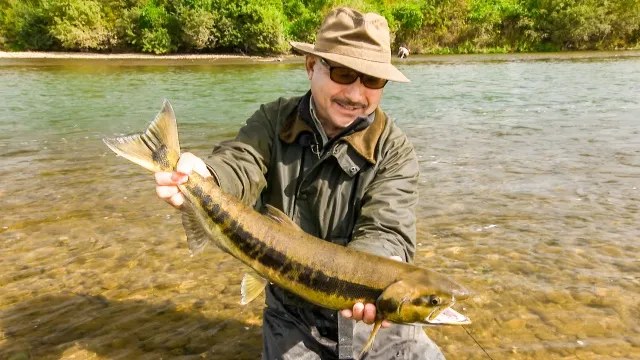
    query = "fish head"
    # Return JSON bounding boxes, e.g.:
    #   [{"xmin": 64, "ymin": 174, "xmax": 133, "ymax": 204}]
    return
[{"xmin": 376, "ymin": 269, "xmax": 471, "ymax": 325}]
